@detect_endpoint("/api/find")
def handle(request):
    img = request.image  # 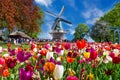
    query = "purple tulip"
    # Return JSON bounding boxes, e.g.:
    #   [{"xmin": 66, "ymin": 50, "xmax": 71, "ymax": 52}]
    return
[
  {"xmin": 8, "ymin": 48, "xmax": 16, "ymax": 56},
  {"xmin": 49, "ymin": 57, "xmax": 61, "ymax": 65},
  {"xmin": 19, "ymin": 68, "xmax": 33, "ymax": 80},
  {"xmin": 55, "ymin": 47, "xmax": 61, "ymax": 55},
  {"xmin": 17, "ymin": 50, "xmax": 31, "ymax": 62}
]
